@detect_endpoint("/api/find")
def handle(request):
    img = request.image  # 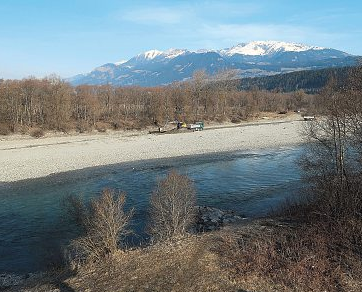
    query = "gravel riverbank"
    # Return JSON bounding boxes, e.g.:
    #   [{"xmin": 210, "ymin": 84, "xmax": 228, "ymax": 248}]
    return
[{"xmin": 0, "ymin": 116, "xmax": 304, "ymax": 182}]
